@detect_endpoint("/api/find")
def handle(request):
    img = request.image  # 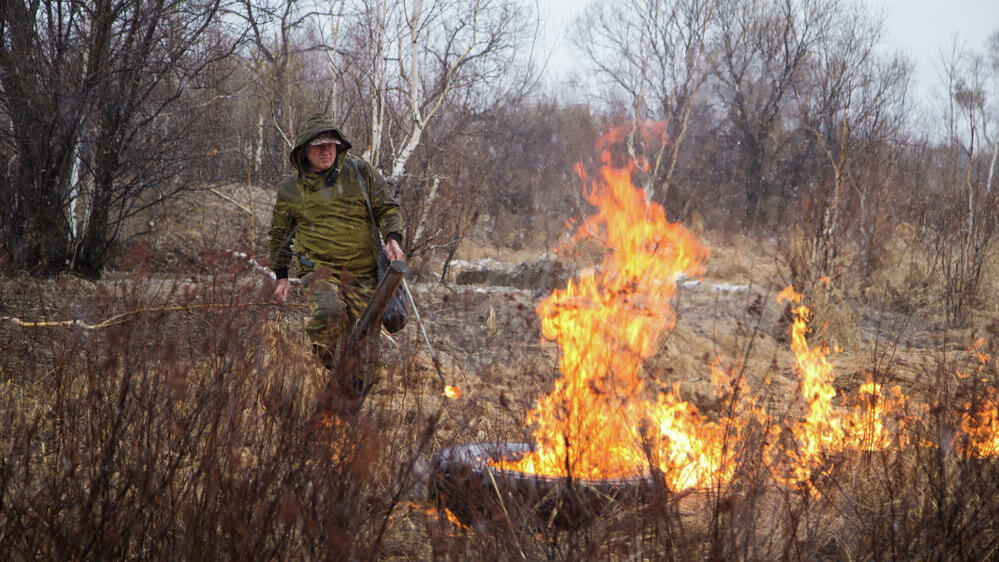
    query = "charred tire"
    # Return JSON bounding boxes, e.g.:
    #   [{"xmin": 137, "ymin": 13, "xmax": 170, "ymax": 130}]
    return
[{"xmin": 429, "ymin": 442, "xmax": 652, "ymax": 531}]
